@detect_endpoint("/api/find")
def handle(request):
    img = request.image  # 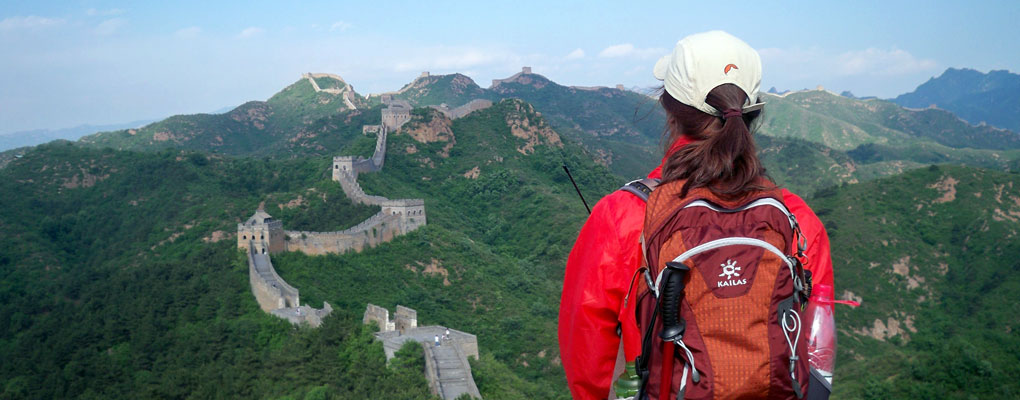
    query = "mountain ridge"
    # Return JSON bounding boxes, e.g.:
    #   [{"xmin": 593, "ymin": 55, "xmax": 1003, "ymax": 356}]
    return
[
  {"xmin": 893, "ymin": 67, "xmax": 1020, "ymax": 131},
  {"xmin": 5, "ymin": 65, "xmax": 1020, "ymax": 399}
]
